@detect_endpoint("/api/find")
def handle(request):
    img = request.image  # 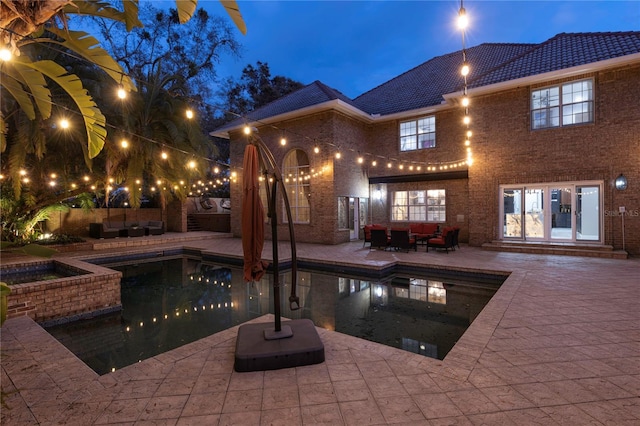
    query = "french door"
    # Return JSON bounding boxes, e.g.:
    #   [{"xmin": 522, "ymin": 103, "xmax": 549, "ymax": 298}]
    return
[{"xmin": 501, "ymin": 182, "xmax": 601, "ymax": 243}]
